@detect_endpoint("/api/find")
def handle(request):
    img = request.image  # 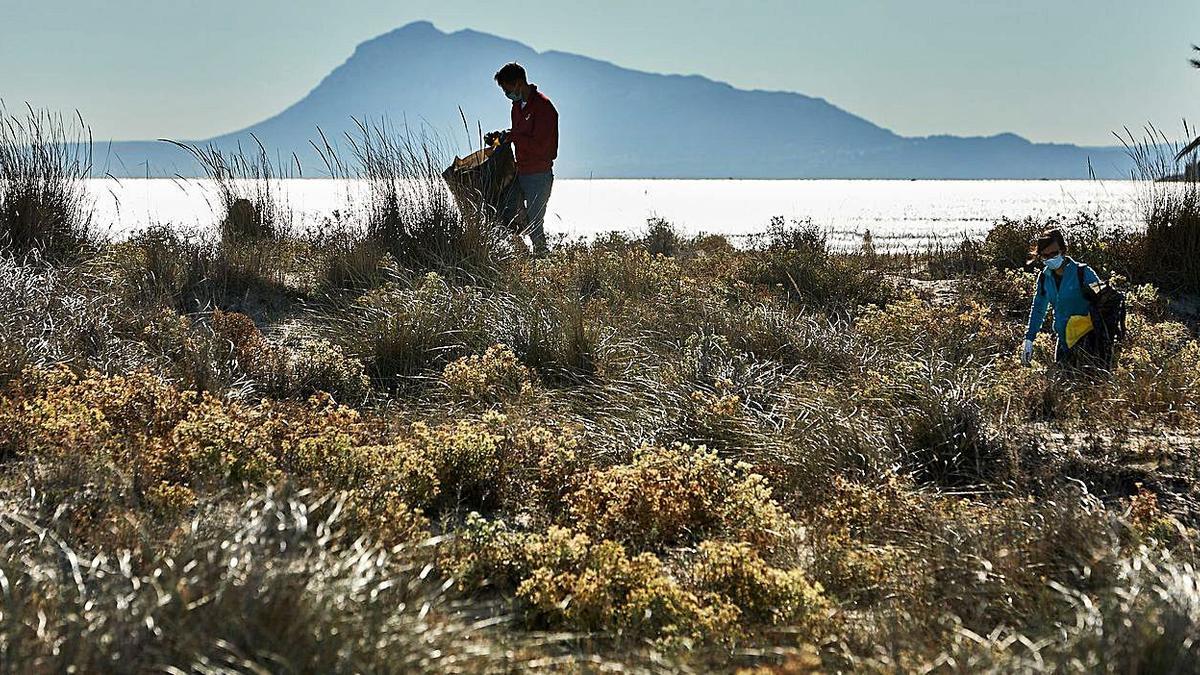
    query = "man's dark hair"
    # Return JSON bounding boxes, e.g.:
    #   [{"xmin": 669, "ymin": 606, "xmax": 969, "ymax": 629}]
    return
[
  {"xmin": 1029, "ymin": 227, "xmax": 1069, "ymax": 263},
  {"xmin": 494, "ymin": 62, "xmax": 527, "ymax": 85}
]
